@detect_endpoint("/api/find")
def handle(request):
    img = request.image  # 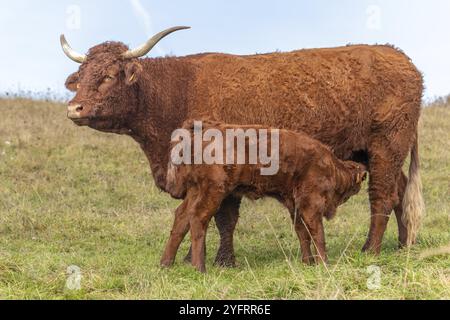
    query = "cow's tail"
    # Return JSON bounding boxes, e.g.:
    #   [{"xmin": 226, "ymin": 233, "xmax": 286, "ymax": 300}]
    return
[{"xmin": 402, "ymin": 133, "xmax": 426, "ymax": 247}]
